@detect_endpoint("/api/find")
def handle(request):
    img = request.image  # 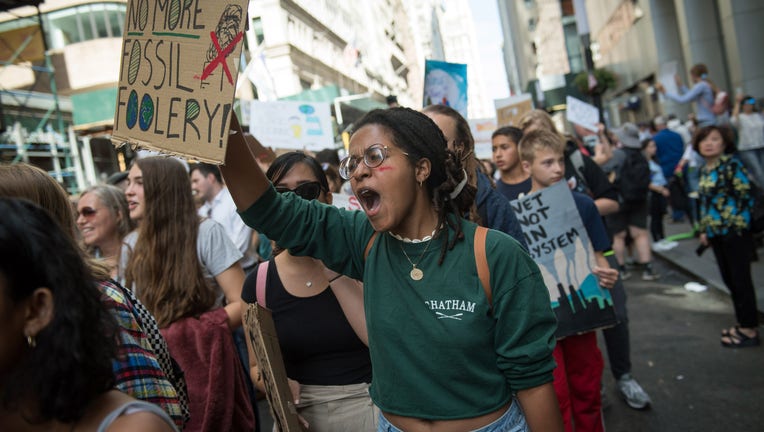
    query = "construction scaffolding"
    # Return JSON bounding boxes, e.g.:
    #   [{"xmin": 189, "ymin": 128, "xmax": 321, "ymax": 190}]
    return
[{"xmin": 0, "ymin": 0, "xmax": 89, "ymax": 194}]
